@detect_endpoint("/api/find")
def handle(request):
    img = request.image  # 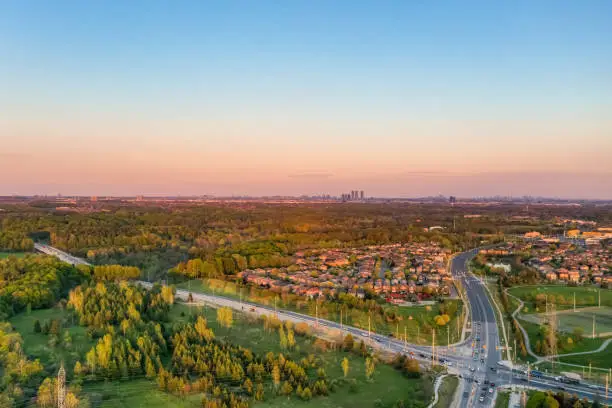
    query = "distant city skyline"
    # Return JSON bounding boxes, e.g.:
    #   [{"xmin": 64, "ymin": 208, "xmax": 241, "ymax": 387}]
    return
[{"xmin": 1, "ymin": 1, "xmax": 611, "ymax": 198}]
